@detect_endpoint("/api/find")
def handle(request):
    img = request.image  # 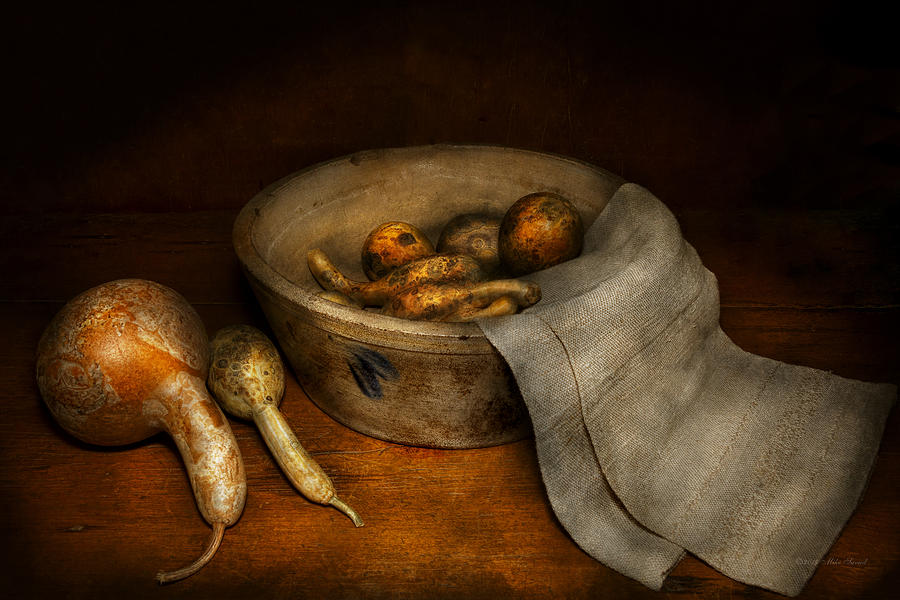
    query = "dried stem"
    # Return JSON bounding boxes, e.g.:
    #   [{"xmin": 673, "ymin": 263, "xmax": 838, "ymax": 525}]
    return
[
  {"xmin": 156, "ymin": 522, "xmax": 225, "ymax": 584},
  {"xmin": 330, "ymin": 496, "xmax": 365, "ymax": 527}
]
